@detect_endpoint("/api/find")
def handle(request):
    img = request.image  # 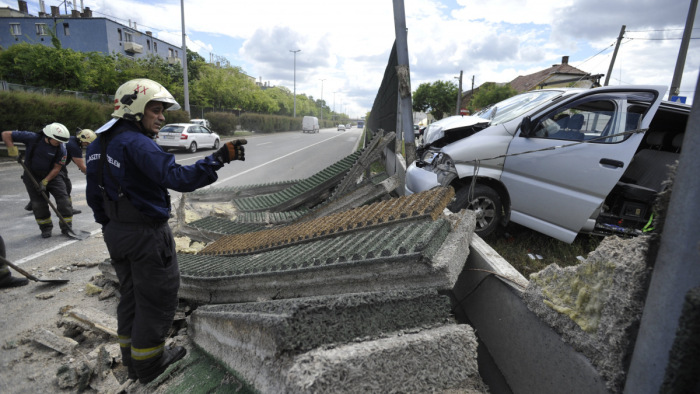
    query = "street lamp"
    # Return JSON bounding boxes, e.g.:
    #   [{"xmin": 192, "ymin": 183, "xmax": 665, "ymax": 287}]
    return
[
  {"xmin": 319, "ymin": 78, "xmax": 326, "ymax": 124},
  {"xmin": 290, "ymin": 49, "xmax": 301, "ymax": 117}
]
